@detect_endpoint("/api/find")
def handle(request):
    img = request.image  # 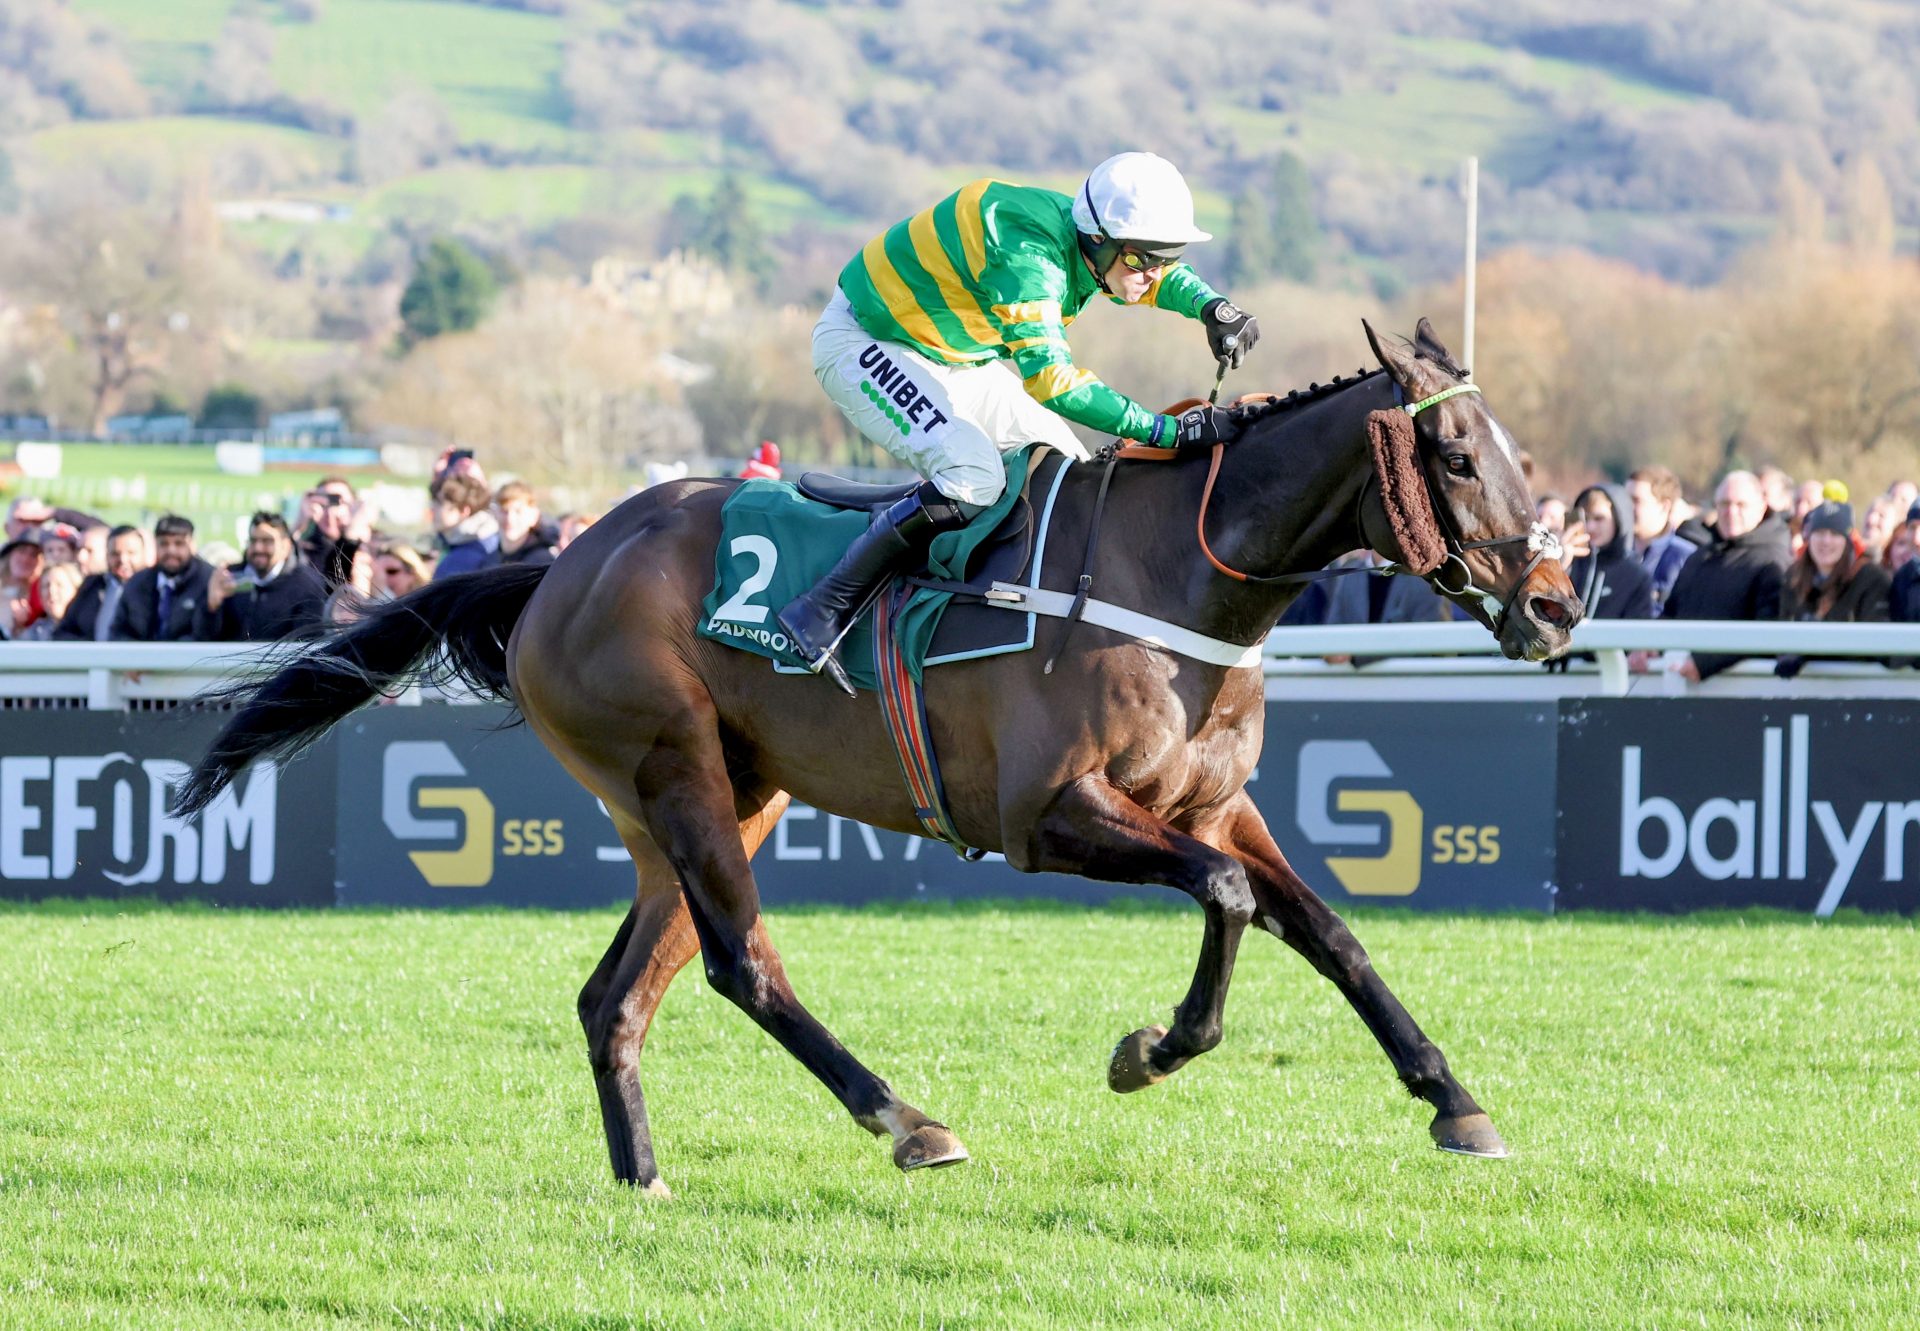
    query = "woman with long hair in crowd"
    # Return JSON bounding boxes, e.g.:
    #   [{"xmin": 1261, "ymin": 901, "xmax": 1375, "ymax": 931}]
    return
[{"xmin": 1774, "ymin": 499, "xmax": 1891, "ymax": 677}]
